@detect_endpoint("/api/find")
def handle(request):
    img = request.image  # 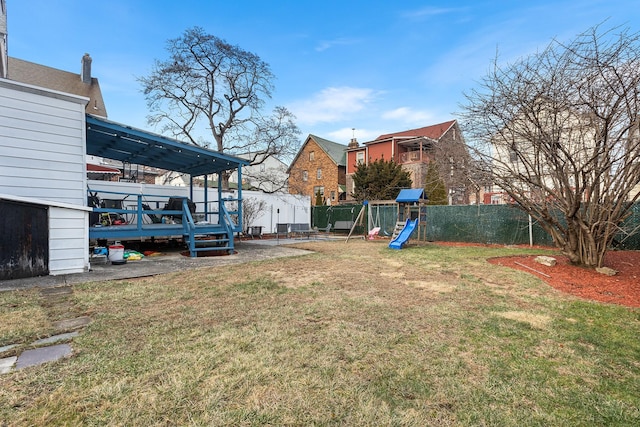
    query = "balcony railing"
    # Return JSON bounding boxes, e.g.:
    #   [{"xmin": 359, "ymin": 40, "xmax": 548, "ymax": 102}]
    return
[{"xmin": 399, "ymin": 150, "xmax": 423, "ymax": 163}]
